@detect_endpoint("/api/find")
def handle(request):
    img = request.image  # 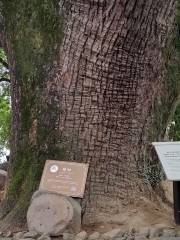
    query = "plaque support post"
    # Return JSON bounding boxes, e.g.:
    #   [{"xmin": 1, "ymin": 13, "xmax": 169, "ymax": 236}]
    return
[{"xmin": 173, "ymin": 181, "xmax": 180, "ymax": 224}]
